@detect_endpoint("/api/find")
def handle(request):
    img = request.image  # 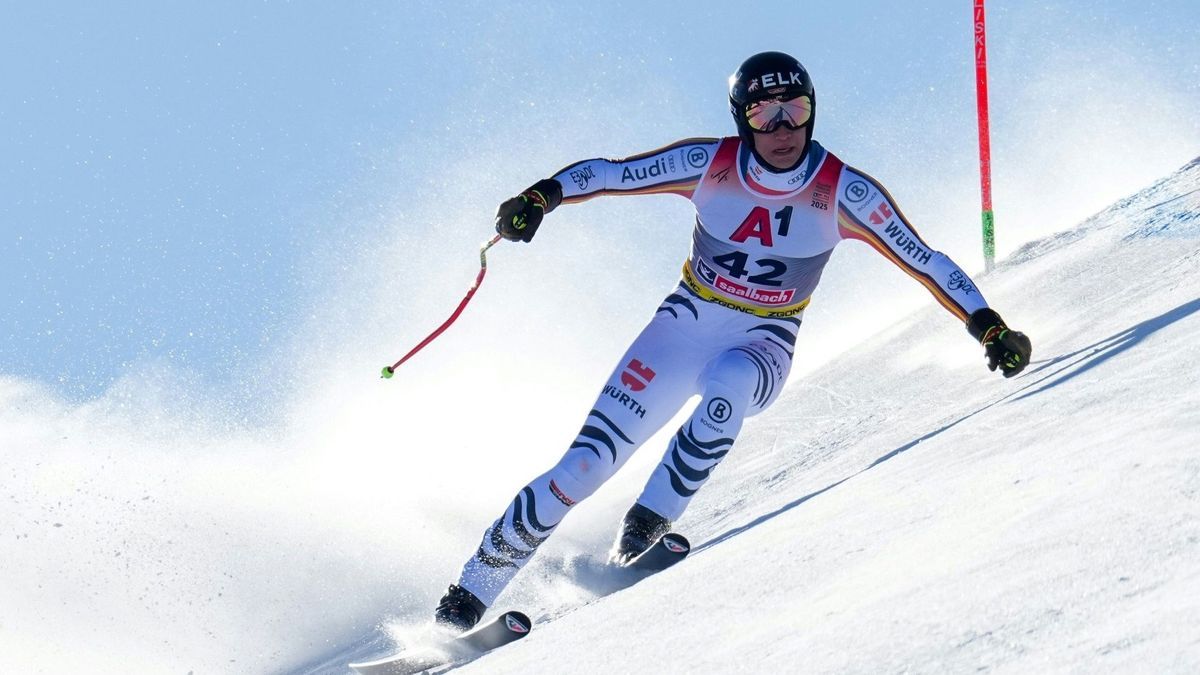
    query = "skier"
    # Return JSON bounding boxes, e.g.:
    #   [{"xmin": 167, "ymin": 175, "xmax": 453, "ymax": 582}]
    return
[{"xmin": 434, "ymin": 51, "xmax": 1032, "ymax": 630}]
